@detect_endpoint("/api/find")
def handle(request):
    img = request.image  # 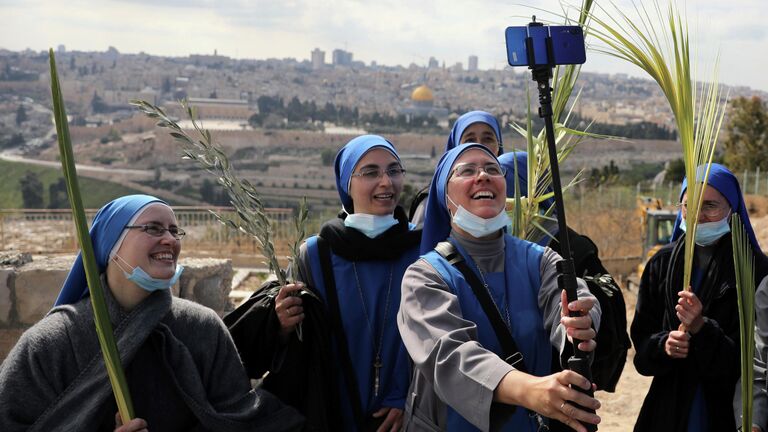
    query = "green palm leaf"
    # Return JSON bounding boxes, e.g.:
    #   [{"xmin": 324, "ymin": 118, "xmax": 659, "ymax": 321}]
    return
[
  {"xmin": 585, "ymin": 0, "xmax": 726, "ymax": 293},
  {"xmin": 733, "ymin": 214, "xmax": 755, "ymax": 431},
  {"xmin": 49, "ymin": 49, "xmax": 134, "ymax": 421}
]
